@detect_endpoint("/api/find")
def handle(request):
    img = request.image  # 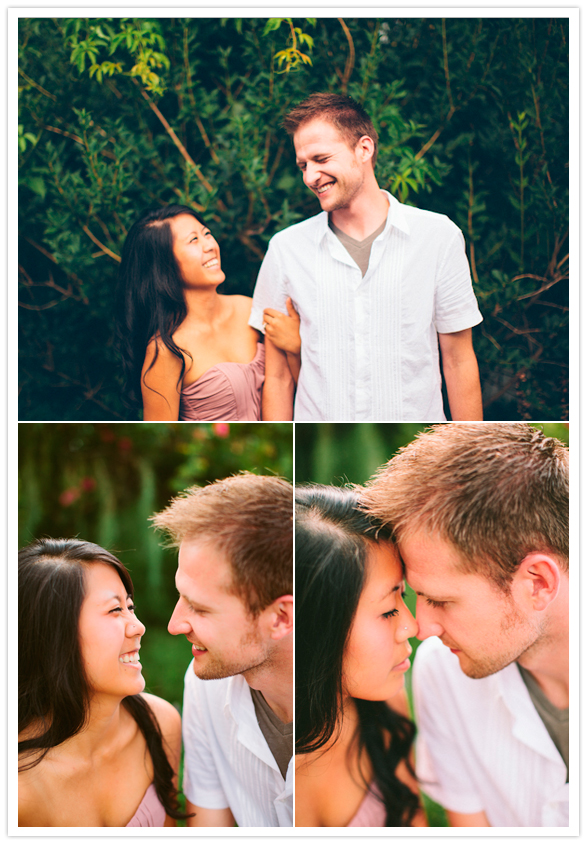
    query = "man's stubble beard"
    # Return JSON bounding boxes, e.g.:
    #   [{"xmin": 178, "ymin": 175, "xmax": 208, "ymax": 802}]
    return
[
  {"xmin": 459, "ymin": 602, "xmax": 545, "ymax": 680},
  {"xmin": 192, "ymin": 624, "xmax": 274, "ymax": 681},
  {"xmin": 322, "ymin": 163, "xmax": 365, "ymax": 213}
]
